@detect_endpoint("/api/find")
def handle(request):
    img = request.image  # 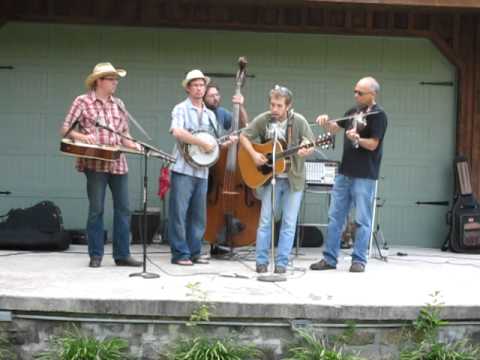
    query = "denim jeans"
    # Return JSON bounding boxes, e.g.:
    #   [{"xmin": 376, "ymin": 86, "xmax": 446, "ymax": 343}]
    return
[
  {"xmin": 168, "ymin": 171, "xmax": 207, "ymax": 262},
  {"xmin": 84, "ymin": 170, "xmax": 130, "ymax": 260},
  {"xmin": 323, "ymin": 174, "xmax": 376, "ymax": 266},
  {"xmin": 256, "ymin": 178, "xmax": 303, "ymax": 268}
]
